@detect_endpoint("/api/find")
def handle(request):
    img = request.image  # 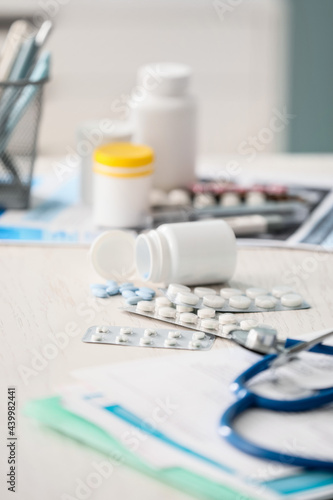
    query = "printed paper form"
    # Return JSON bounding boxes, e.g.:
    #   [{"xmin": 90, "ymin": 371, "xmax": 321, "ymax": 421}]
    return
[{"xmin": 72, "ymin": 347, "xmax": 331, "ymax": 481}]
